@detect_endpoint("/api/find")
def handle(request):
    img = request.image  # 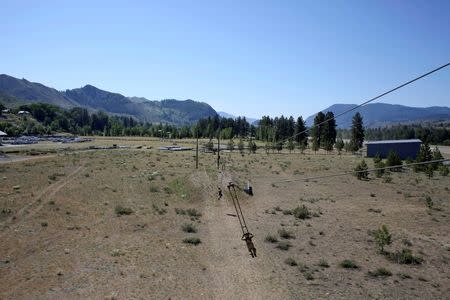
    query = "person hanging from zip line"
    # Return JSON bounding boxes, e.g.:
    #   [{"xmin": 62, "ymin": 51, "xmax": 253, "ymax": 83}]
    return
[{"xmin": 242, "ymin": 232, "xmax": 257, "ymax": 257}]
